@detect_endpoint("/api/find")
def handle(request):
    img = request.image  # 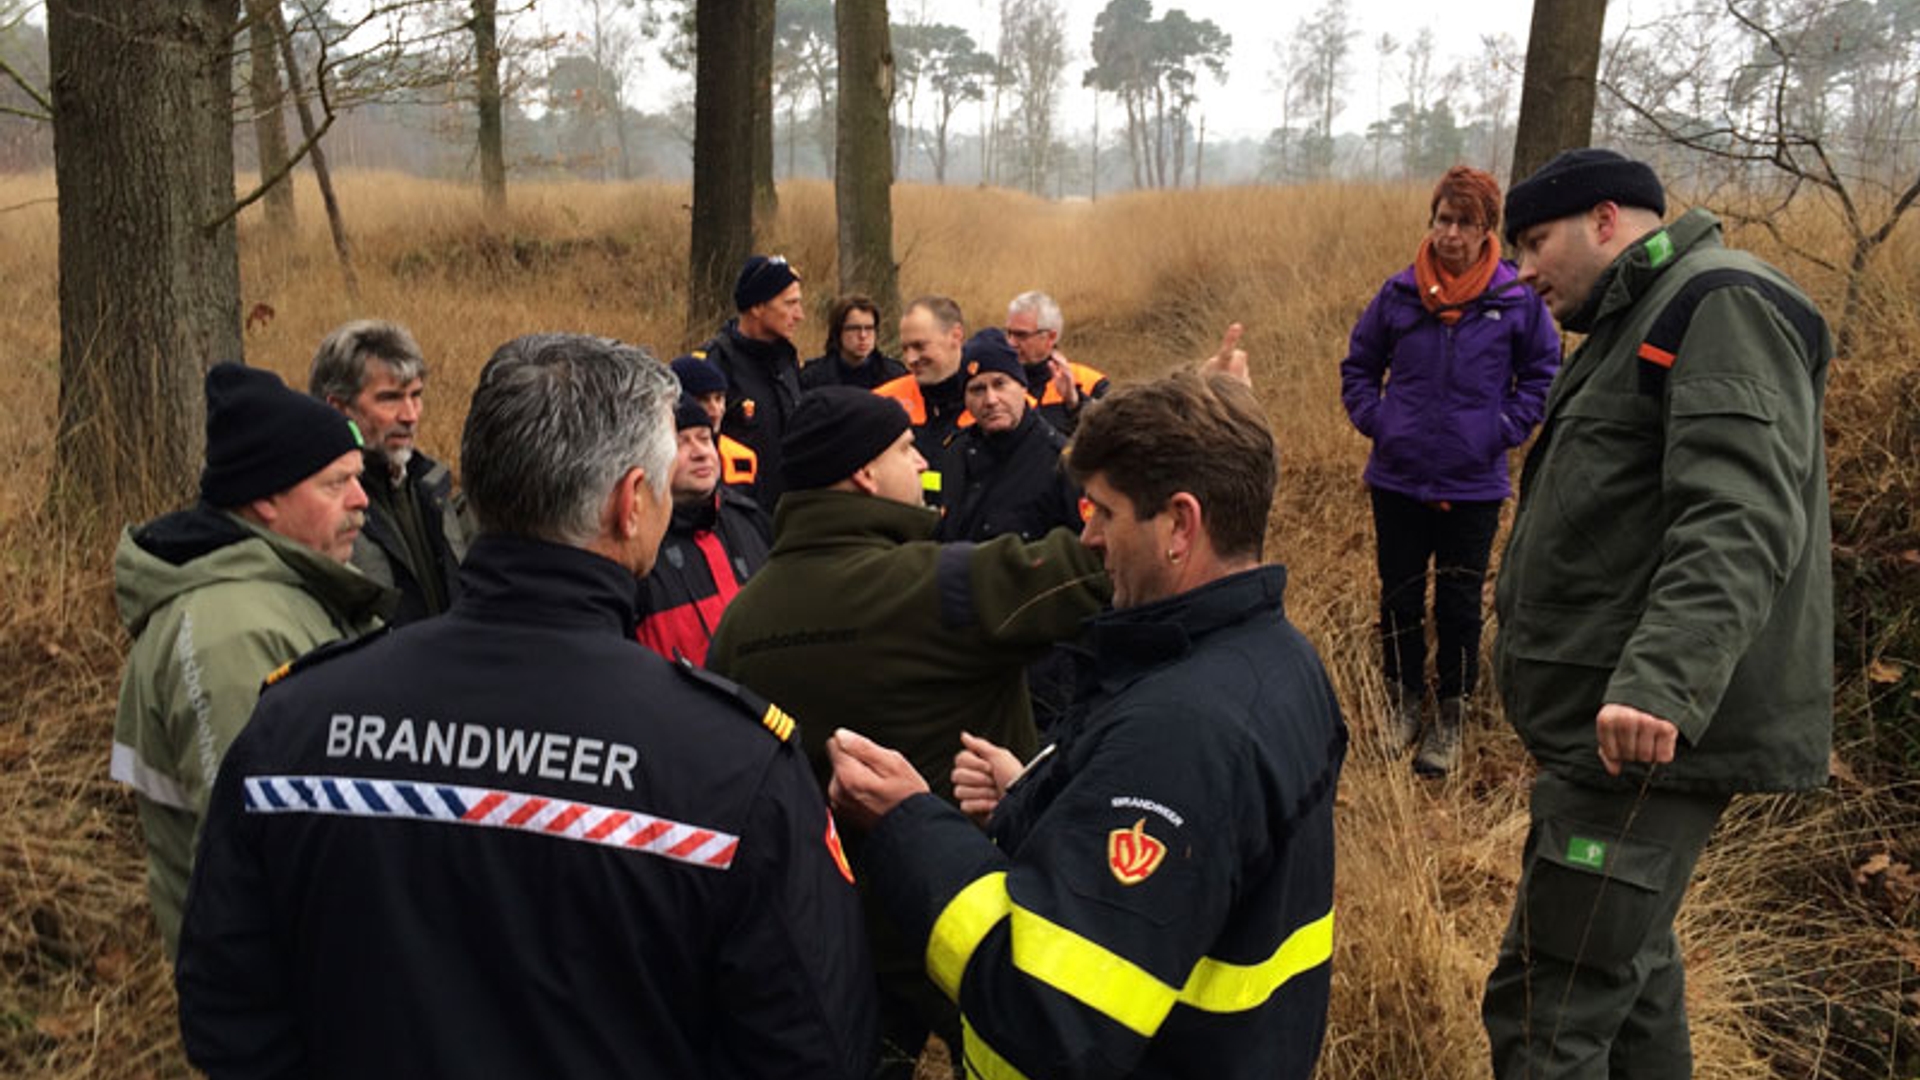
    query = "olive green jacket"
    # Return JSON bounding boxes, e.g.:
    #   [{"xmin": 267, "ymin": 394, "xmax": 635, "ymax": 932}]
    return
[
  {"xmin": 707, "ymin": 489, "xmax": 1109, "ymax": 801},
  {"xmin": 110, "ymin": 507, "xmax": 392, "ymax": 956},
  {"xmin": 1493, "ymin": 209, "xmax": 1833, "ymax": 793}
]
